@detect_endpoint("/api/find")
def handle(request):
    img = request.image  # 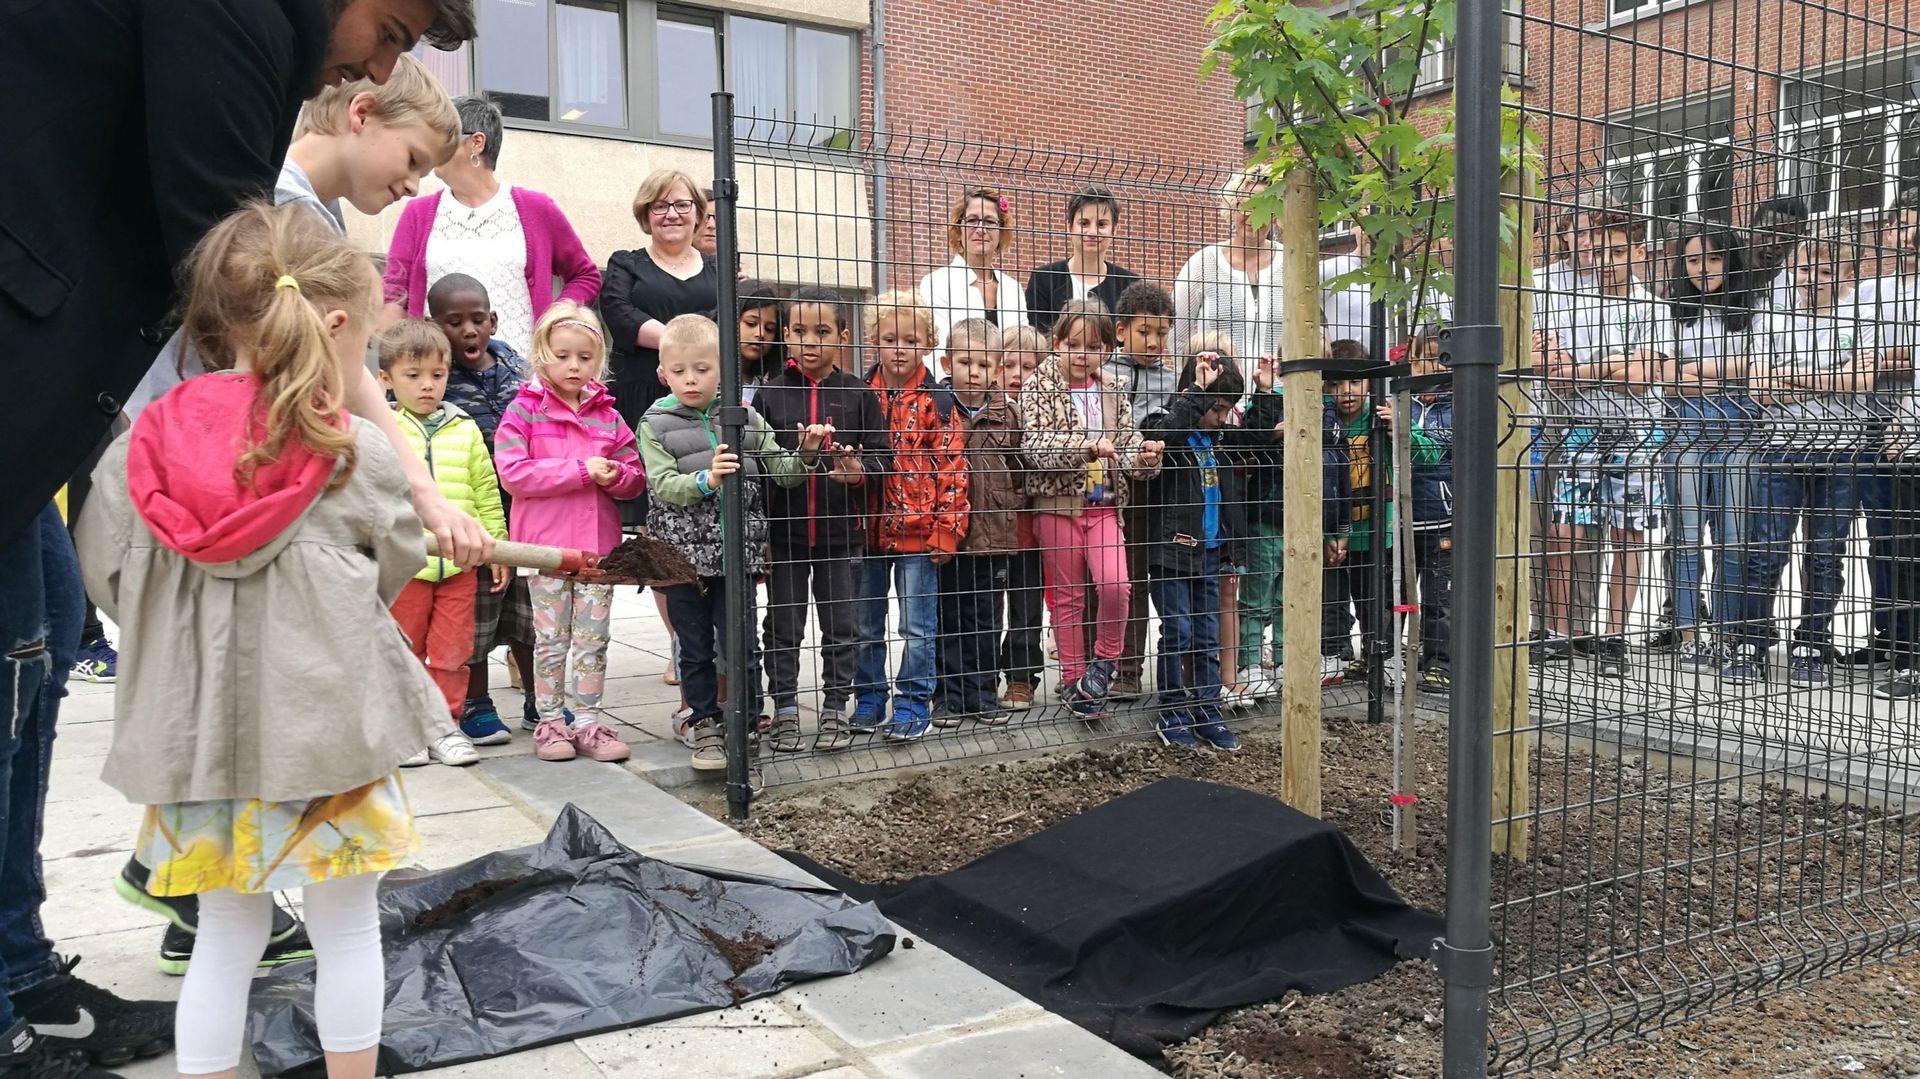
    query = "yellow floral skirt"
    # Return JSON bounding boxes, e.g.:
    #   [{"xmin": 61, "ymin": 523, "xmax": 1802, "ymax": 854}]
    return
[{"xmin": 137, "ymin": 775, "xmax": 420, "ymax": 897}]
